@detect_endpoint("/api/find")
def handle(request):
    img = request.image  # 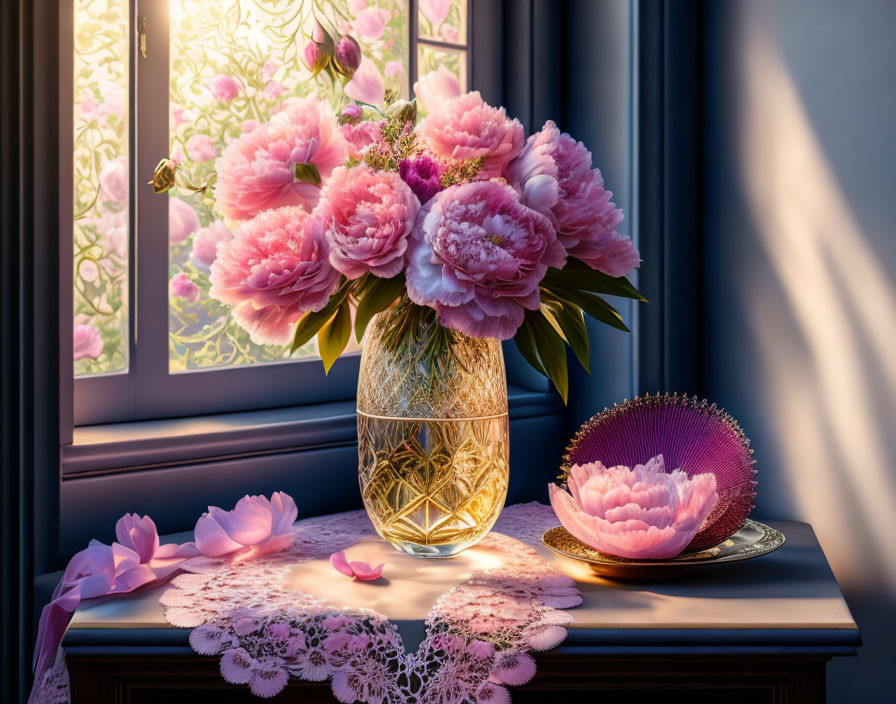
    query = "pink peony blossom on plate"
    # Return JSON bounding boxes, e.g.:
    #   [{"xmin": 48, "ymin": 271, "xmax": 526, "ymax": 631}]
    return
[
  {"xmin": 185, "ymin": 133, "xmax": 218, "ymax": 162},
  {"xmin": 194, "ymin": 492, "xmax": 298, "ymax": 562},
  {"xmin": 339, "ymin": 119, "xmax": 383, "ymax": 160},
  {"xmin": 417, "ymin": 91, "xmax": 524, "ymax": 178},
  {"xmin": 73, "ymin": 321, "xmax": 103, "ymax": 361},
  {"xmin": 99, "ymin": 156, "xmax": 128, "ymax": 206},
  {"xmin": 317, "ymin": 165, "xmax": 420, "ymax": 279},
  {"xmin": 330, "ymin": 551, "xmax": 384, "ymax": 581},
  {"xmin": 213, "ymin": 97, "xmax": 348, "ymax": 221},
  {"xmin": 506, "ymin": 120, "xmax": 639, "ymax": 277},
  {"xmin": 398, "ymin": 156, "xmax": 445, "ymax": 204},
  {"xmin": 170, "ymin": 272, "xmax": 200, "ymax": 303},
  {"xmin": 406, "ymin": 180, "xmax": 565, "ymax": 339},
  {"xmin": 412, "ymin": 65, "xmax": 461, "ymax": 113},
  {"xmin": 169, "ymin": 197, "xmax": 200, "ymax": 245},
  {"xmin": 209, "ymin": 73, "xmax": 240, "ymax": 101},
  {"xmin": 209, "ymin": 206, "xmax": 340, "ymax": 345},
  {"xmin": 190, "ymin": 220, "xmax": 232, "ymax": 270},
  {"xmin": 344, "ymin": 57, "xmax": 385, "ymax": 106},
  {"xmin": 549, "ymin": 455, "xmax": 718, "ymax": 560}
]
